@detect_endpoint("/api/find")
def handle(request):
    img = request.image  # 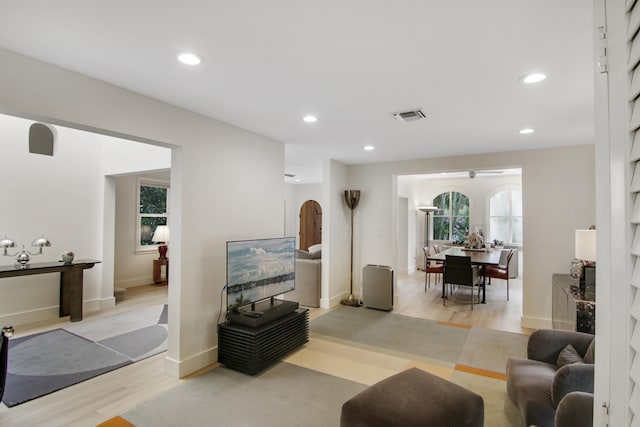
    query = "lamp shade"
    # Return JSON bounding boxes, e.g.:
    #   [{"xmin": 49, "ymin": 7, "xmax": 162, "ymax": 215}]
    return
[
  {"xmin": 417, "ymin": 206, "xmax": 438, "ymax": 213},
  {"xmin": 575, "ymin": 229, "xmax": 596, "ymax": 262},
  {"xmin": 152, "ymin": 225, "xmax": 170, "ymax": 243},
  {"xmin": 0, "ymin": 237, "xmax": 16, "ymax": 249},
  {"xmin": 31, "ymin": 235, "xmax": 51, "ymax": 248}
]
